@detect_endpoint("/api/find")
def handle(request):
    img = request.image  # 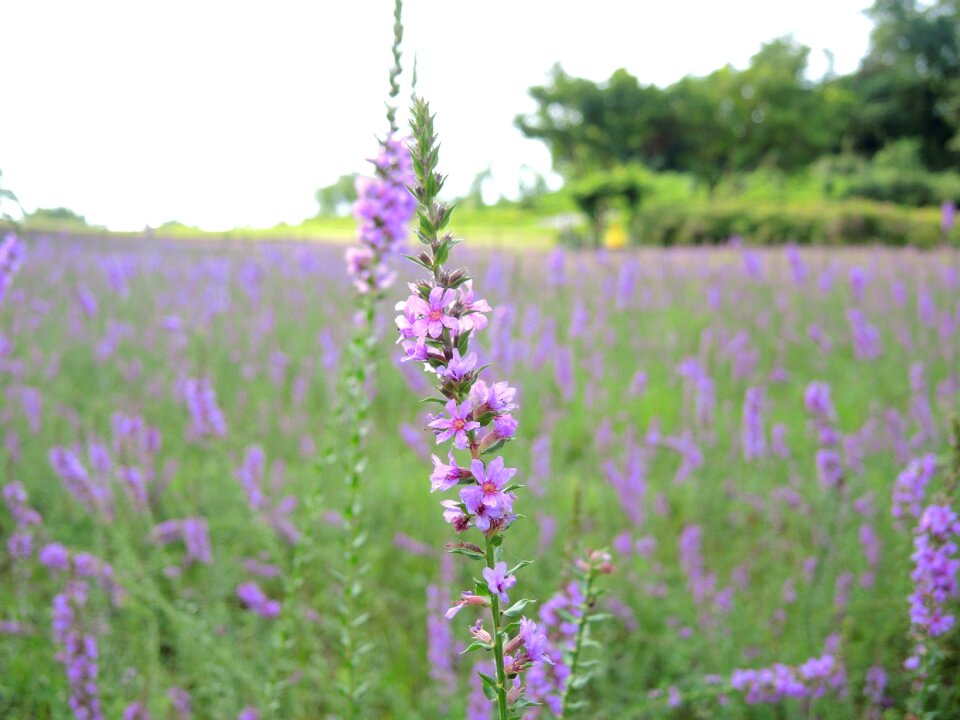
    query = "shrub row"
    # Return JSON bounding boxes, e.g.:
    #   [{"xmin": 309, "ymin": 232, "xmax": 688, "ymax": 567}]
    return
[
  {"xmin": 632, "ymin": 200, "xmax": 956, "ymax": 248},
  {"xmin": 841, "ymin": 170, "xmax": 960, "ymax": 207}
]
